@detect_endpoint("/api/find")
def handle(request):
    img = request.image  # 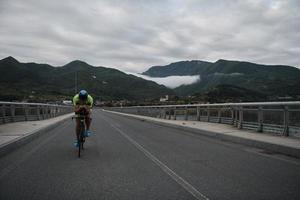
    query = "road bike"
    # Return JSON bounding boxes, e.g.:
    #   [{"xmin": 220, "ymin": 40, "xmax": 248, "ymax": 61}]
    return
[{"xmin": 72, "ymin": 114, "xmax": 88, "ymax": 158}]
